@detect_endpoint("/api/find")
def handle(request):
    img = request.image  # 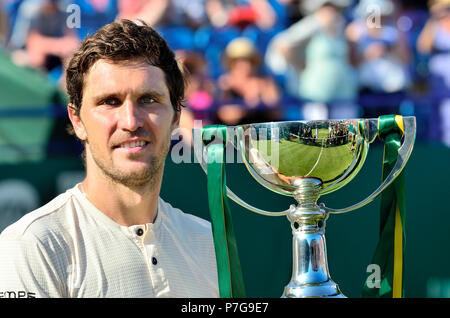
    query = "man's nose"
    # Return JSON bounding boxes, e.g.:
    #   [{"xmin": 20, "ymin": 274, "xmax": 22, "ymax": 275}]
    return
[{"xmin": 118, "ymin": 100, "xmax": 144, "ymax": 131}]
